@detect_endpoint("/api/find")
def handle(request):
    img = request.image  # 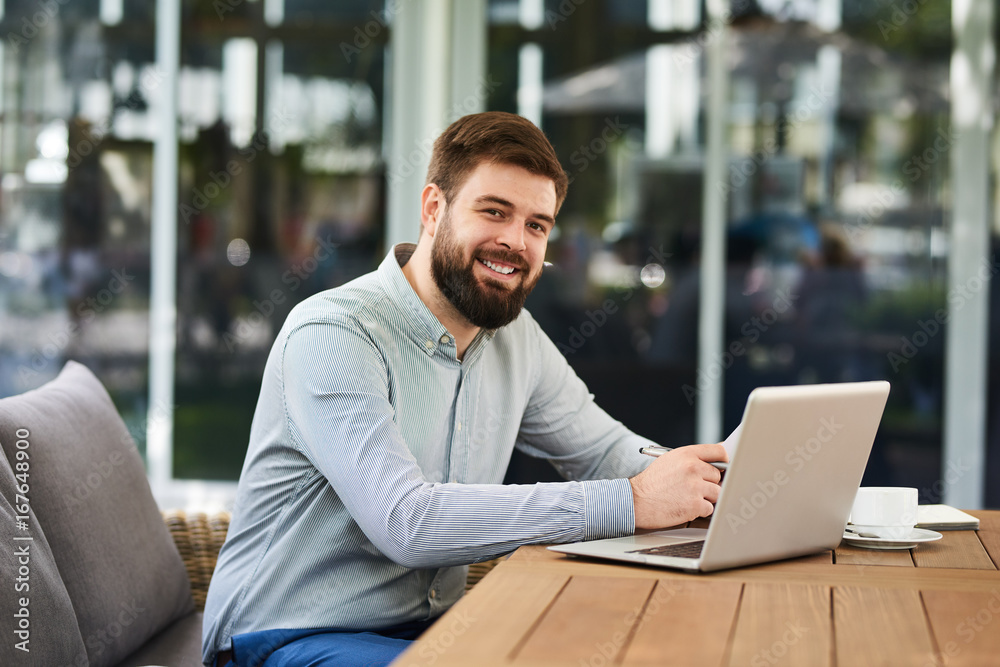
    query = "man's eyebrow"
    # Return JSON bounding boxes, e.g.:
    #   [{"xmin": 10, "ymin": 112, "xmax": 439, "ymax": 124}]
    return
[{"xmin": 473, "ymin": 195, "xmax": 555, "ymax": 226}]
